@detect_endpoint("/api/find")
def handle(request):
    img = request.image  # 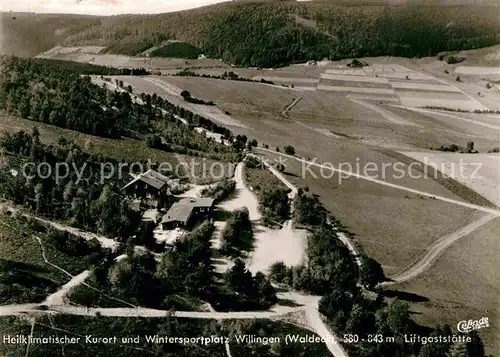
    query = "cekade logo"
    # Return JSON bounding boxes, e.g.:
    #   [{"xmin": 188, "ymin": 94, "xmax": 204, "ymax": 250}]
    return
[{"xmin": 457, "ymin": 317, "xmax": 489, "ymax": 333}]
